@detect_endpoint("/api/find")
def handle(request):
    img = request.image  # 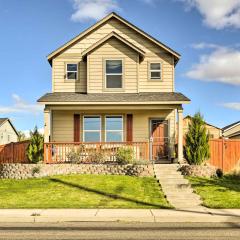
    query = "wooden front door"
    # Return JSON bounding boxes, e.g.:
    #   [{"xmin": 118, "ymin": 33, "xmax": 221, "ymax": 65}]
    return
[{"xmin": 150, "ymin": 119, "xmax": 169, "ymax": 161}]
